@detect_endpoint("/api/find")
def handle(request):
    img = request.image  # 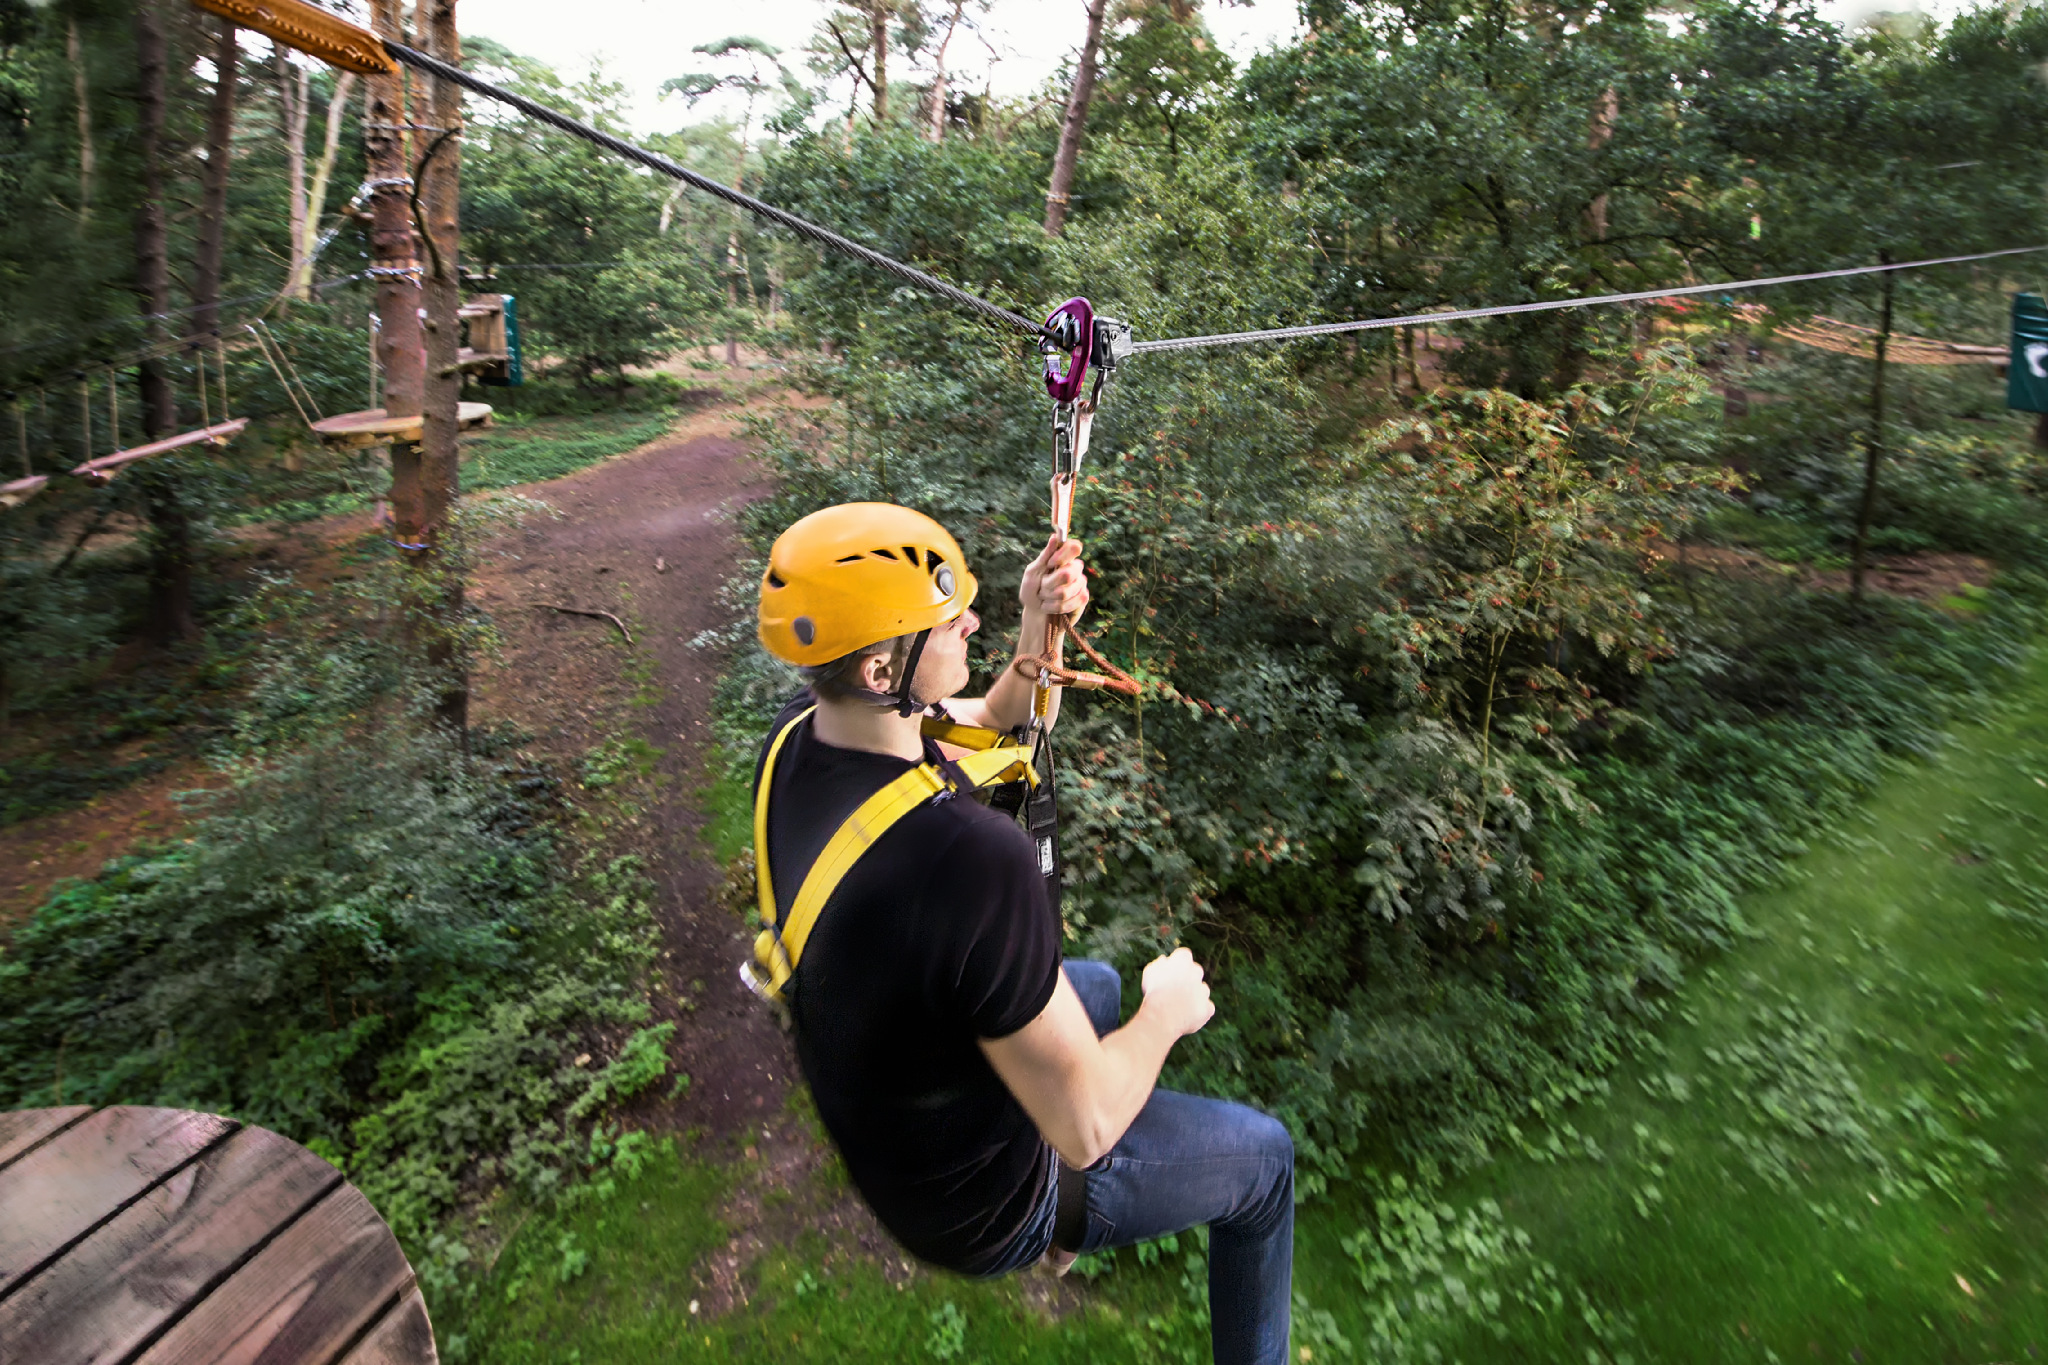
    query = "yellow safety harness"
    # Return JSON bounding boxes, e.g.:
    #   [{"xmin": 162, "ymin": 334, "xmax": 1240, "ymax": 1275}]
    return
[{"xmin": 743, "ymin": 706, "xmax": 1040, "ymax": 1006}]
